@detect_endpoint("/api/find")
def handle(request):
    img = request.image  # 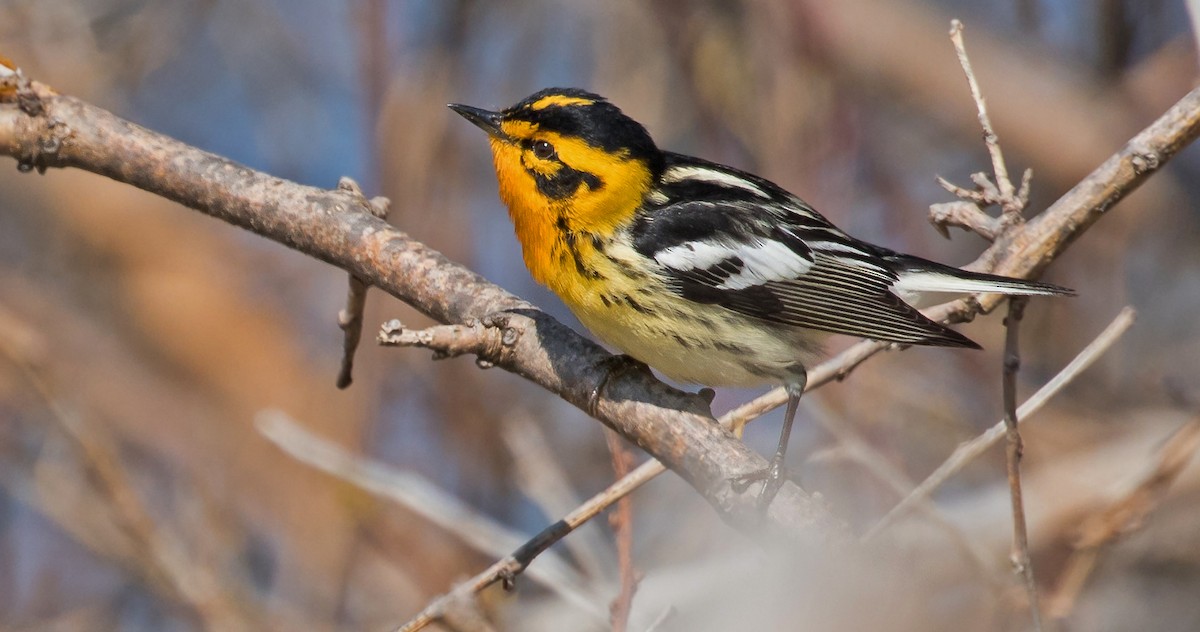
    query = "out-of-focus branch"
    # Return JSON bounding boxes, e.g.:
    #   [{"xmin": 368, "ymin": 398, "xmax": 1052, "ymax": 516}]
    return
[
  {"xmin": 1046, "ymin": 417, "xmax": 1200, "ymax": 619},
  {"xmin": 865, "ymin": 307, "xmax": 1137, "ymax": 539},
  {"xmin": 255, "ymin": 411, "xmax": 606, "ymax": 623},
  {"xmin": 604, "ymin": 429, "xmax": 640, "ymax": 632},
  {"xmin": 1001, "ymin": 298, "xmax": 1045, "ymax": 631},
  {"xmin": 0, "ymin": 308, "xmax": 258, "ymax": 630}
]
